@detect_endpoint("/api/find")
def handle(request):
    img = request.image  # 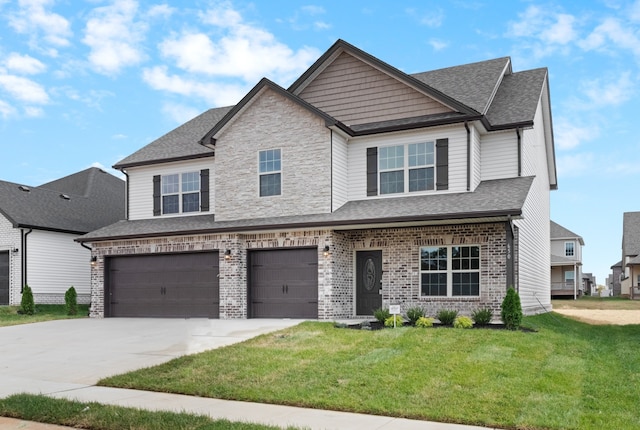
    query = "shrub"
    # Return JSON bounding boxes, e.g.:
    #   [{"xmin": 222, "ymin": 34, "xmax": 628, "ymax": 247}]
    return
[
  {"xmin": 65, "ymin": 286, "xmax": 78, "ymax": 316},
  {"xmin": 384, "ymin": 314, "xmax": 404, "ymax": 328},
  {"xmin": 501, "ymin": 287, "xmax": 523, "ymax": 330},
  {"xmin": 453, "ymin": 316, "xmax": 474, "ymax": 329},
  {"xmin": 20, "ymin": 285, "xmax": 35, "ymax": 315},
  {"xmin": 436, "ymin": 309, "xmax": 458, "ymax": 325},
  {"xmin": 471, "ymin": 308, "xmax": 493, "ymax": 326},
  {"xmin": 415, "ymin": 316, "xmax": 434, "ymax": 328},
  {"xmin": 373, "ymin": 307, "xmax": 391, "ymax": 323},
  {"xmin": 405, "ymin": 306, "xmax": 425, "ymax": 324}
]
